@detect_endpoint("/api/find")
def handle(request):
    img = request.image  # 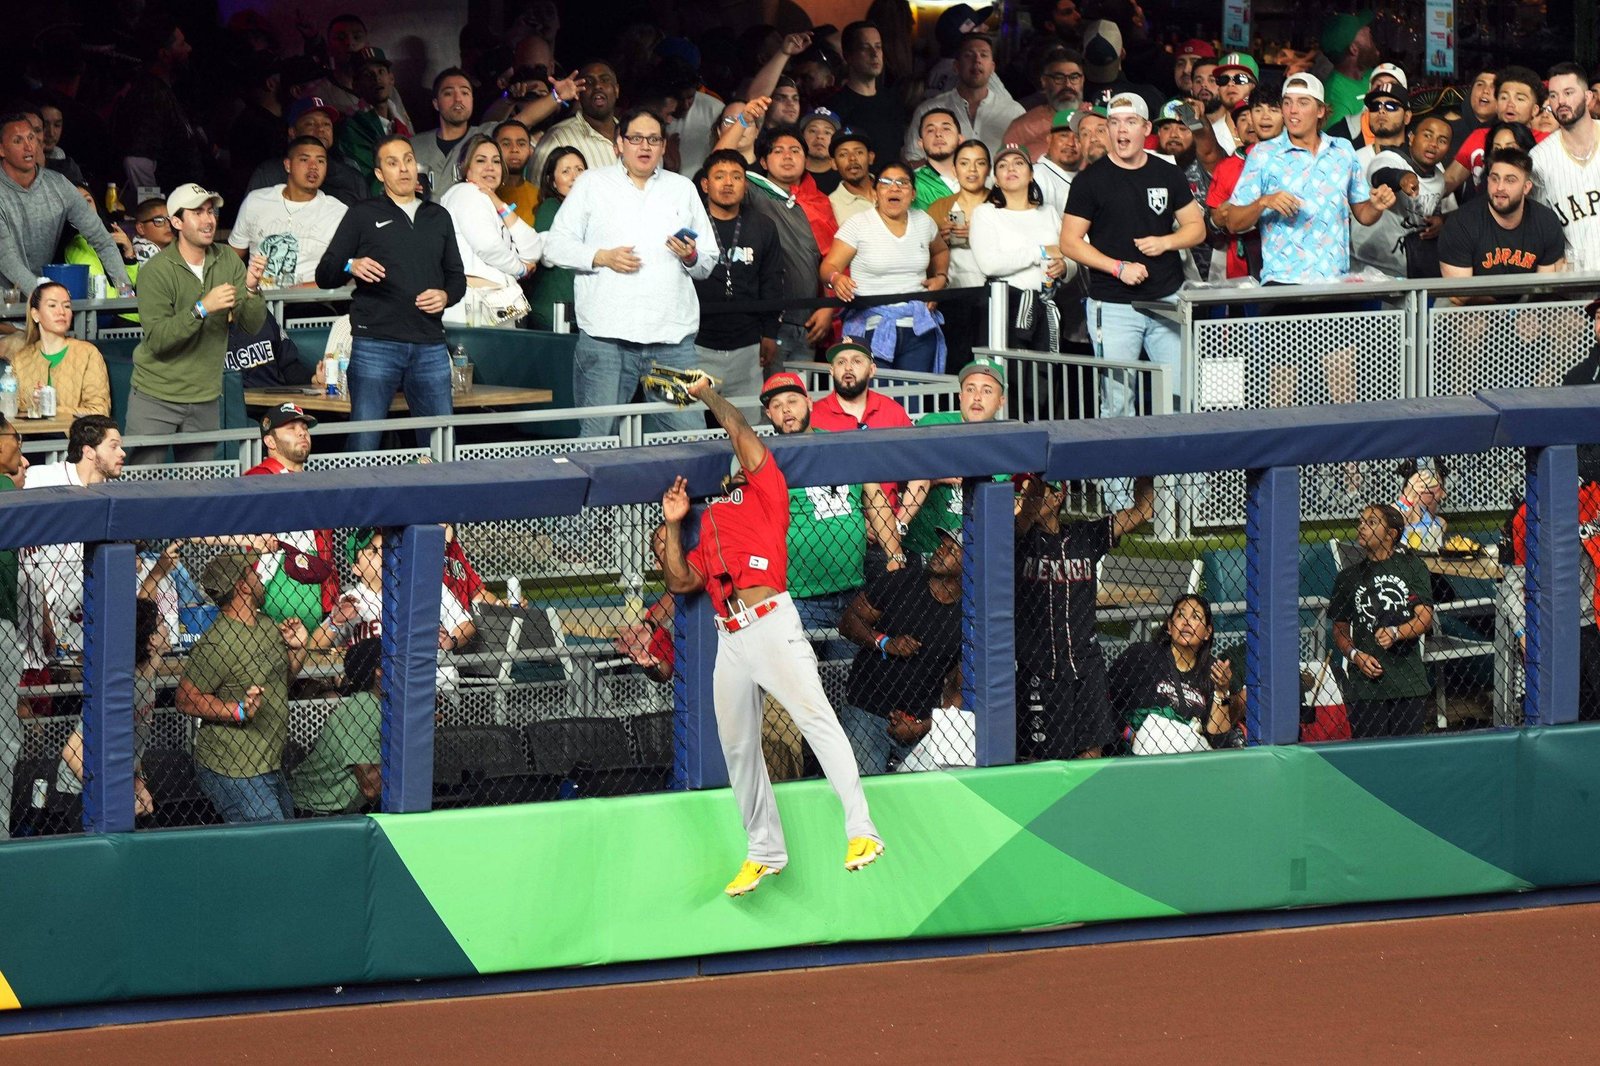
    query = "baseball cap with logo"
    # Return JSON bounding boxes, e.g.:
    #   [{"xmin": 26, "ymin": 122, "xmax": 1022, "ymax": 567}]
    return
[
  {"xmin": 1214, "ymin": 52, "xmax": 1260, "ymax": 80},
  {"xmin": 801, "ymin": 107, "xmax": 842, "ymax": 133},
  {"xmin": 1051, "ymin": 108, "xmax": 1078, "ymax": 132},
  {"xmin": 1154, "ymin": 100, "xmax": 1188, "ymax": 127},
  {"xmin": 260, "ymin": 401, "xmax": 319, "ymax": 437},
  {"xmin": 1177, "ymin": 39, "xmax": 1216, "ymax": 61},
  {"xmin": 1106, "ymin": 94, "xmax": 1149, "ymax": 121},
  {"xmin": 166, "ymin": 183, "xmax": 223, "ymax": 214},
  {"xmin": 1365, "ymin": 83, "xmax": 1408, "ymax": 109},
  {"xmin": 1068, "ymin": 104, "xmax": 1108, "ymax": 134},
  {"xmin": 958, "ymin": 355, "xmax": 1007, "ymax": 390},
  {"xmin": 1283, "ymin": 73, "xmax": 1326, "ymax": 103},
  {"xmin": 829, "ymin": 127, "xmax": 872, "ymax": 155},
  {"xmin": 1320, "ymin": 11, "xmax": 1374, "ymax": 59},
  {"xmin": 826, "ymin": 340, "xmax": 873, "ymax": 363},
  {"xmin": 288, "ymin": 96, "xmax": 340, "ymax": 125},
  {"xmin": 759, "ymin": 371, "xmax": 809, "ymax": 406},
  {"xmin": 1369, "ymin": 62, "xmax": 1409, "ymax": 90},
  {"xmin": 993, "ymin": 142, "xmax": 1032, "ymax": 168},
  {"xmin": 353, "ymin": 45, "xmax": 392, "ymax": 70},
  {"xmin": 201, "ymin": 552, "xmax": 259, "ymax": 604},
  {"xmin": 1081, "ymin": 20, "xmax": 1123, "ymax": 82}
]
